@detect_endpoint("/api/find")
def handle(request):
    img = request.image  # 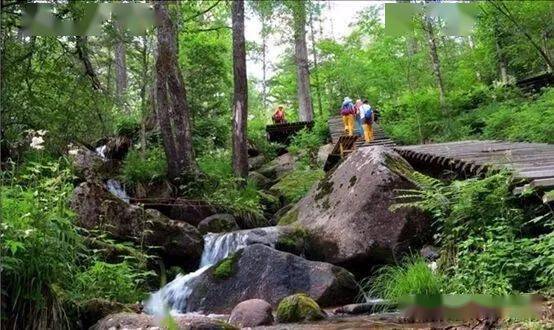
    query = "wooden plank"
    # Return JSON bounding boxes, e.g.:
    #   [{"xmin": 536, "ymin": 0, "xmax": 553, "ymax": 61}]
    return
[{"xmin": 530, "ymin": 178, "xmax": 554, "ymax": 189}]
